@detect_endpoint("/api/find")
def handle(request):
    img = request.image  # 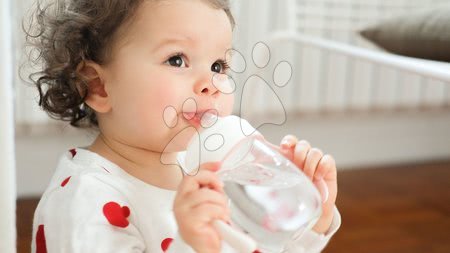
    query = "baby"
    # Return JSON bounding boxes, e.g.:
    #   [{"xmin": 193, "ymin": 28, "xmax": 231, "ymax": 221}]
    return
[{"xmin": 27, "ymin": 0, "xmax": 340, "ymax": 252}]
